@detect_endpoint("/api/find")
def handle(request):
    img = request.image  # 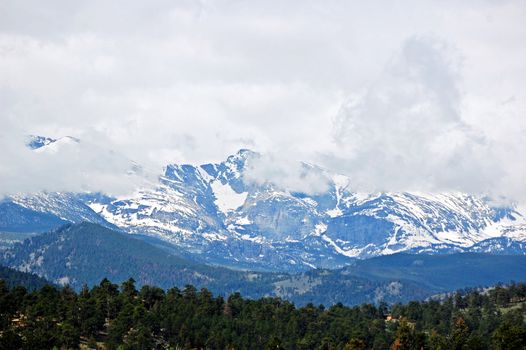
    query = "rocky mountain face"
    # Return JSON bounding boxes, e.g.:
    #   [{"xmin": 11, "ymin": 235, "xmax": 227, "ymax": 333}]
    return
[{"xmin": 1, "ymin": 137, "xmax": 525, "ymax": 272}]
